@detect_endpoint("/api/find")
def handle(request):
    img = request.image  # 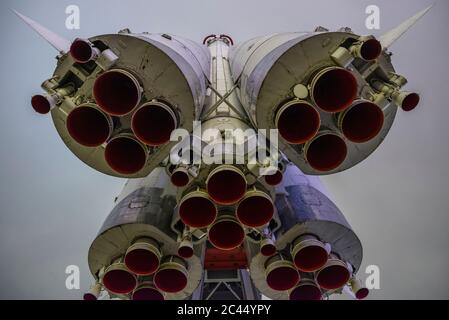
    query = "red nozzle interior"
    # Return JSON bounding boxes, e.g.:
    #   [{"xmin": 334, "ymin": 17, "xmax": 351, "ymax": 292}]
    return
[
  {"xmin": 124, "ymin": 249, "xmax": 160, "ymax": 275},
  {"xmin": 208, "ymin": 219, "xmax": 245, "ymax": 250},
  {"xmin": 236, "ymin": 193, "xmax": 274, "ymax": 227},
  {"xmin": 360, "ymin": 39, "xmax": 382, "ymax": 61},
  {"xmin": 261, "ymin": 243, "xmax": 277, "ymax": 257},
  {"xmin": 31, "ymin": 95, "xmax": 51, "ymax": 114},
  {"xmin": 178, "ymin": 245, "xmax": 194, "ymax": 259},
  {"xmin": 293, "ymin": 245, "xmax": 328, "ymax": 272},
  {"xmin": 132, "ymin": 287, "xmax": 164, "ymax": 300},
  {"xmin": 154, "ymin": 267, "xmax": 188, "ymax": 293},
  {"xmin": 277, "ymin": 102, "xmax": 320, "ymax": 144},
  {"xmin": 264, "ymin": 170, "xmax": 283, "ymax": 186},
  {"xmin": 102, "ymin": 269, "xmax": 136, "ymax": 294},
  {"xmin": 312, "ymin": 68, "xmax": 358, "ymax": 112},
  {"xmin": 66, "ymin": 107, "xmax": 111, "ymax": 147},
  {"xmin": 266, "ymin": 266, "xmax": 299, "ymax": 291},
  {"xmin": 341, "ymin": 102, "xmax": 384, "ymax": 143},
  {"xmin": 179, "ymin": 195, "xmax": 216, "ymax": 228},
  {"xmin": 70, "ymin": 39, "xmax": 94, "ymax": 63},
  {"xmin": 93, "ymin": 70, "xmax": 140, "ymax": 116},
  {"xmin": 171, "ymin": 170, "xmax": 189, "ymax": 187},
  {"xmin": 207, "ymin": 168, "xmax": 246, "ymax": 205},
  {"xmin": 132, "ymin": 103, "xmax": 176, "ymax": 146},
  {"xmin": 306, "ymin": 134, "xmax": 347, "ymax": 172},
  {"xmin": 316, "ymin": 264, "xmax": 351, "ymax": 290},
  {"xmin": 289, "ymin": 283, "xmax": 322, "ymax": 300},
  {"xmin": 401, "ymin": 93, "xmax": 420, "ymax": 111},
  {"xmin": 104, "ymin": 137, "xmax": 146, "ymax": 174},
  {"xmin": 83, "ymin": 293, "xmax": 97, "ymax": 300},
  {"xmin": 356, "ymin": 287, "xmax": 369, "ymax": 300}
]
